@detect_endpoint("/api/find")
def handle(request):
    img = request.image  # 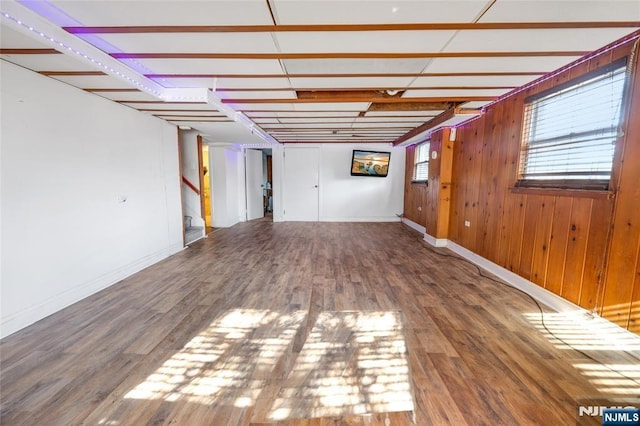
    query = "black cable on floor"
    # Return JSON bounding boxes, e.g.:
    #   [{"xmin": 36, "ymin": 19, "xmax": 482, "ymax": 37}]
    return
[{"xmin": 402, "ymin": 223, "xmax": 640, "ymax": 389}]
